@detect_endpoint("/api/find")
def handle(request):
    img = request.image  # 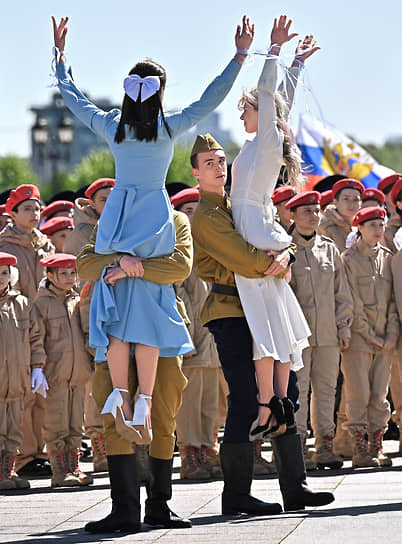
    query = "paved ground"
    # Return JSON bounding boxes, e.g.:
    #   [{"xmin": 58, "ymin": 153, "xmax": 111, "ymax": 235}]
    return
[{"xmin": 1, "ymin": 439, "xmax": 401, "ymax": 544}]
